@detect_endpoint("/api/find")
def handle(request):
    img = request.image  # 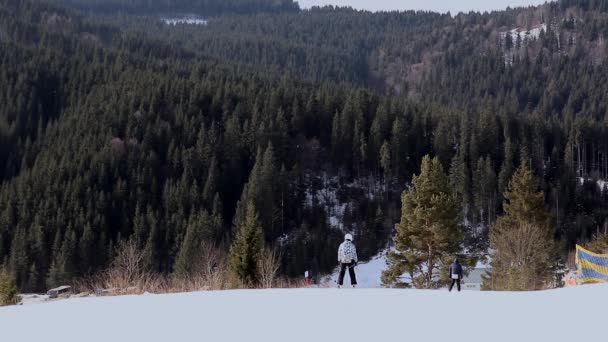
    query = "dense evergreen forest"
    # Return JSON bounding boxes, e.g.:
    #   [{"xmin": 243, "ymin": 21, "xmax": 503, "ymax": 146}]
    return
[
  {"xmin": 1, "ymin": 0, "xmax": 608, "ymax": 291},
  {"xmin": 48, "ymin": 0, "xmax": 299, "ymax": 15}
]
